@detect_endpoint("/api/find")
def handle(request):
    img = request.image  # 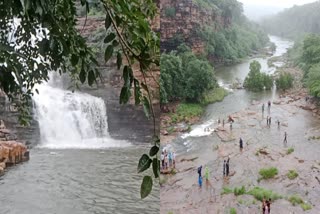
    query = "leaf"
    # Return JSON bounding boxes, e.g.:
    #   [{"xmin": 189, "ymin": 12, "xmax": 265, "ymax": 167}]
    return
[
  {"xmin": 152, "ymin": 158, "xmax": 159, "ymax": 178},
  {"xmin": 149, "ymin": 145, "xmax": 159, "ymax": 157},
  {"xmin": 88, "ymin": 70, "xmax": 95, "ymax": 86},
  {"xmin": 105, "ymin": 13, "xmax": 111, "ymax": 30},
  {"xmin": 35, "ymin": 89, "xmax": 39, "ymax": 94},
  {"xmin": 79, "ymin": 68, "xmax": 86, "ymax": 83},
  {"xmin": 119, "ymin": 86, "xmax": 130, "ymax": 104},
  {"xmin": 140, "ymin": 176, "xmax": 153, "ymax": 199},
  {"xmin": 104, "ymin": 45, "xmax": 114, "ymax": 63},
  {"xmin": 71, "ymin": 54, "xmax": 79, "ymax": 66},
  {"xmin": 137, "ymin": 154, "xmax": 152, "ymax": 173},
  {"xmin": 123, "ymin": 66, "xmax": 130, "ymax": 87},
  {"xmin": 116, "ymin": 52, "xmax": 122, "ymax": 70},
  {"xmin": 104, "ymin": 33, "xmax": 116, "ymax": 43},
  {"xmin": 142, "ymin": 96, "xmax": 151, "ymax": 119},
  {"xmin": 112, "ymin": 40, "xmax": 119, "ymax": 47}
]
